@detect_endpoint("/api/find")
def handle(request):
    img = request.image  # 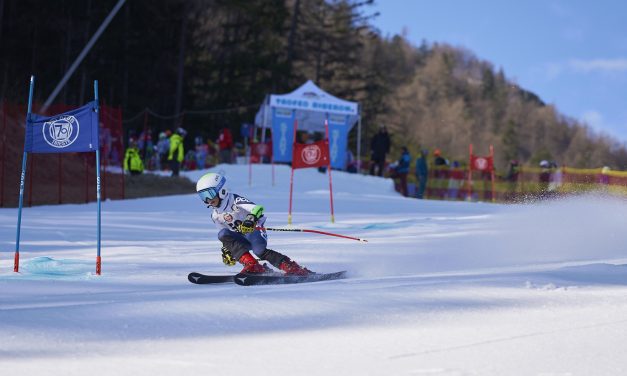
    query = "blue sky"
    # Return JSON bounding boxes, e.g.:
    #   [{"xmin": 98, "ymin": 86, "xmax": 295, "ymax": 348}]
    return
[{"xmin": 371, "ymin": 0, "xmax": 627, "ymax": 143}]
